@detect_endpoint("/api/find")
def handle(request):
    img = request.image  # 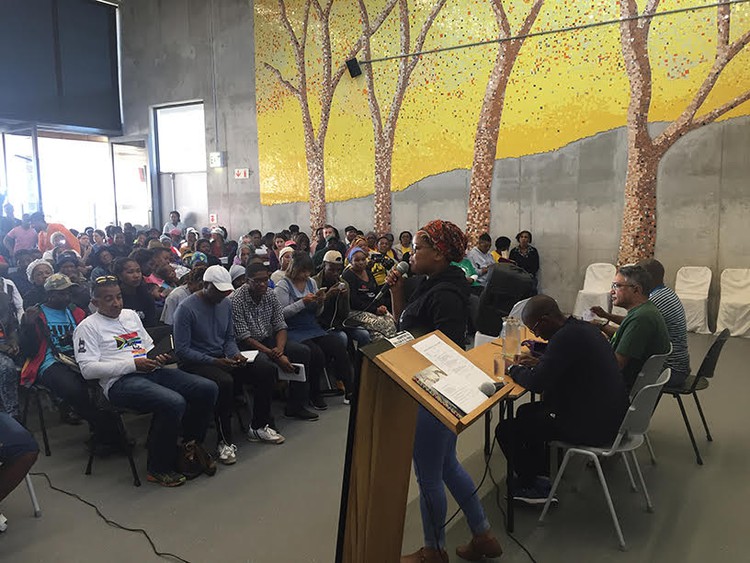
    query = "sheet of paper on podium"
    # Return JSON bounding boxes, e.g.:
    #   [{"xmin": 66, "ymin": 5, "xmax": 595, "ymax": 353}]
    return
[{"xmin": 412, "ymin": 334, "xmax": 492, "ymax": 414}]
